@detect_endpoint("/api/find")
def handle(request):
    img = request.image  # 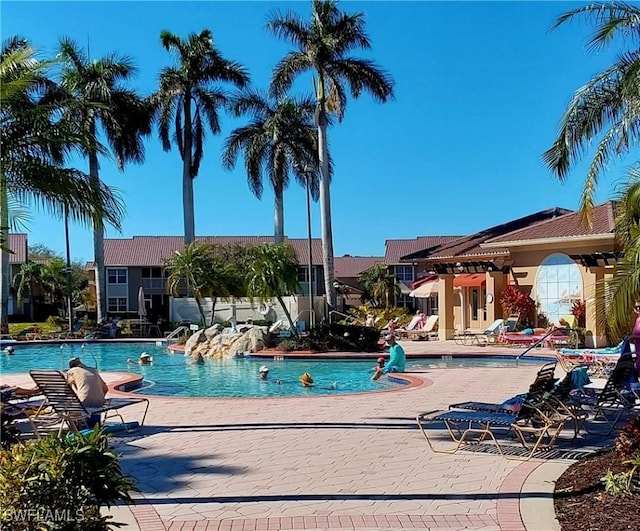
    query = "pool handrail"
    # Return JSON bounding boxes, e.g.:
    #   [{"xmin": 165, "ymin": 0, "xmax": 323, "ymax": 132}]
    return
[{"xmin": 165, "ymin": 325, "xmax": 191, "ymax": 341}]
